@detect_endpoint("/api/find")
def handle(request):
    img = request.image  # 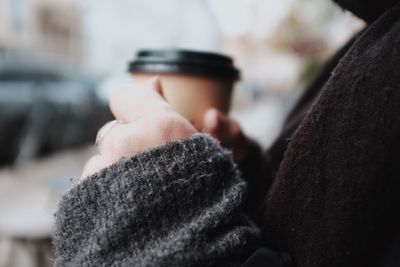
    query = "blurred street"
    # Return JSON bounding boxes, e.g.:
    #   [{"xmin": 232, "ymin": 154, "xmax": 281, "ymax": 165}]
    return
[{"xmin": 0, "ymin": 0, "xmax": 364, "ymax": 266}]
